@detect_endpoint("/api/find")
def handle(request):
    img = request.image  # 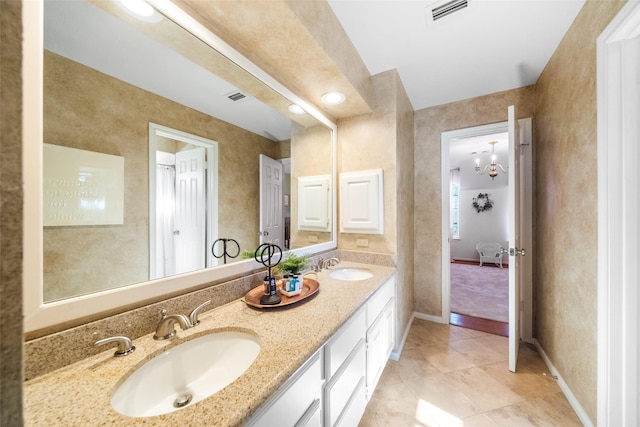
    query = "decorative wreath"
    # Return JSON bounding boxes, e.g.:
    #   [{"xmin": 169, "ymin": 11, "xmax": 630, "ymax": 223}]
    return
[{"xmin": 472, "ymin": 193, "xmax": 494, "ymax": 213}]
